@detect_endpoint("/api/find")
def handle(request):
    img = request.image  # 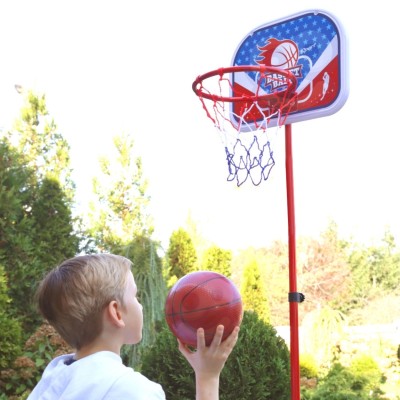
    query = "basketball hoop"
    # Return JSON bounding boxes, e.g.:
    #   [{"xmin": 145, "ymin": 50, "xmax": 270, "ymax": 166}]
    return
[{"xmin": 192, "ymin": 65, "xmax": 297, "ymax": 186}]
